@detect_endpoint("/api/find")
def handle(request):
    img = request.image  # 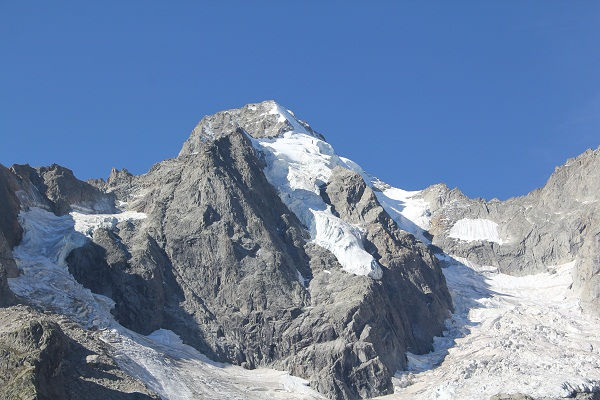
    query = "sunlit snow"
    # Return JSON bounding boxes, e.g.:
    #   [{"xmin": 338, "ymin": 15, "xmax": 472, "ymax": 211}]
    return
[
  {"xmin": 448, "ymin": 218, "xmax": 503, "ymax": 244},
  {"xmin": 251, "ymin": 131, "xmax": 383, "ymax": 279},
  {"xmin": 377, "ymin": 256, "xmax": 600, "ymax": 400}
]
